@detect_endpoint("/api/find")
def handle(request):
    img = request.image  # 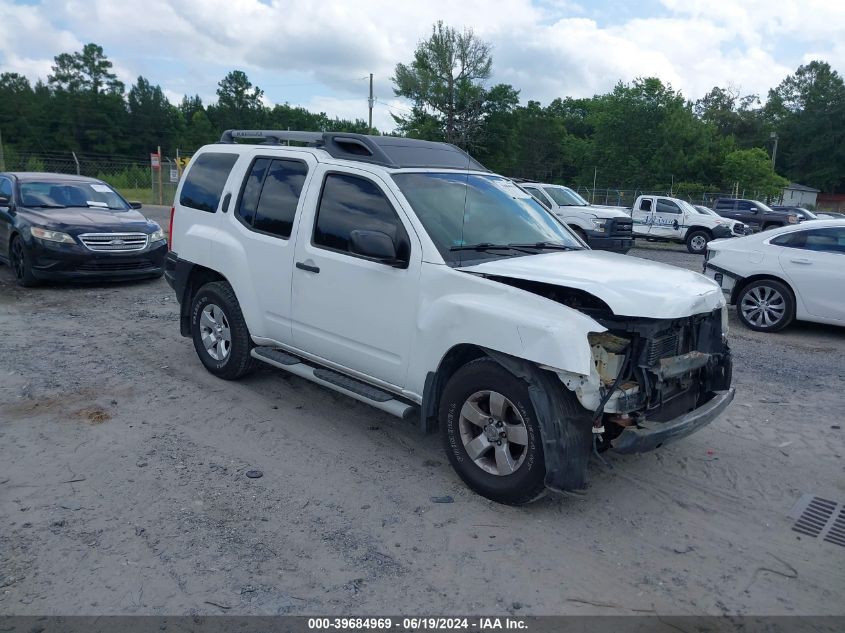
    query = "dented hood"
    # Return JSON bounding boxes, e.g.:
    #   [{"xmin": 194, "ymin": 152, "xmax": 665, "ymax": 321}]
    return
[{"xmin": 461, "ymin": 250, "xmax": 723, "ymax": 319}]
